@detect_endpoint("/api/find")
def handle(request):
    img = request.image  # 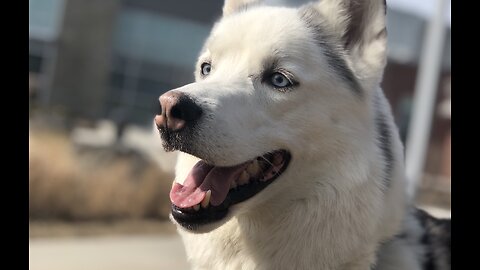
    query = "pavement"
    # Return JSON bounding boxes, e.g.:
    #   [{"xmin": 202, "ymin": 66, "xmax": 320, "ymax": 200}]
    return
[
  {"xmin": 29, "ymin": 235, "xmax": 189, "ymax": 270},
  {"xmin": 29, "ymin": 207, "xmax": 450, "ymax": 270},
  {"xmin": 418, "ymin": 205, "xmax": 451, "ymax": 219}
]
